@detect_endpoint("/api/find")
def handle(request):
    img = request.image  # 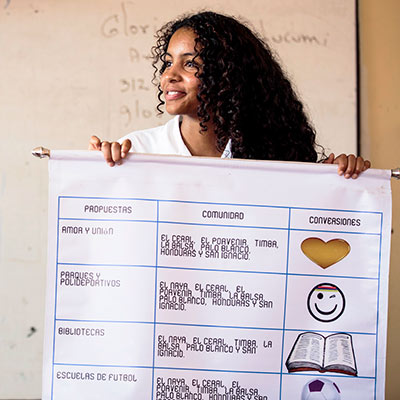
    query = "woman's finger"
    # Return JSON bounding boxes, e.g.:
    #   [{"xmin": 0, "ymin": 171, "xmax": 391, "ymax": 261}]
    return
[
  {"xmin": 343, "ymin": 154, "xmax": 356, "ymax": 178},
  {"xmin": 323, "ymin": 153, "xmax": 335, "ymax": 164},
  {"xmin": 111, "ymin": 142, "xmax": 122, "ymax": 165},
  {"xmin": 332, "ymin": 154, "xmax": 347, "ymax": 176},
  {"xmin": 100, "ymin": 141, "xmax": 114, "ymax": 167},
  {"xmin": 351, "ymin": 156, "xmax": 365, "ymax": 178},
  {"xmin": 363, "ymin": 159, "xmax": 371, "ymax": 171},
  {"xmin": 89, "ymin": 135, "xmax": 102, "ymax": 151},
  {"xmin": 121, "ymin": 139, "xmax": 132, "ymax": 158}
]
